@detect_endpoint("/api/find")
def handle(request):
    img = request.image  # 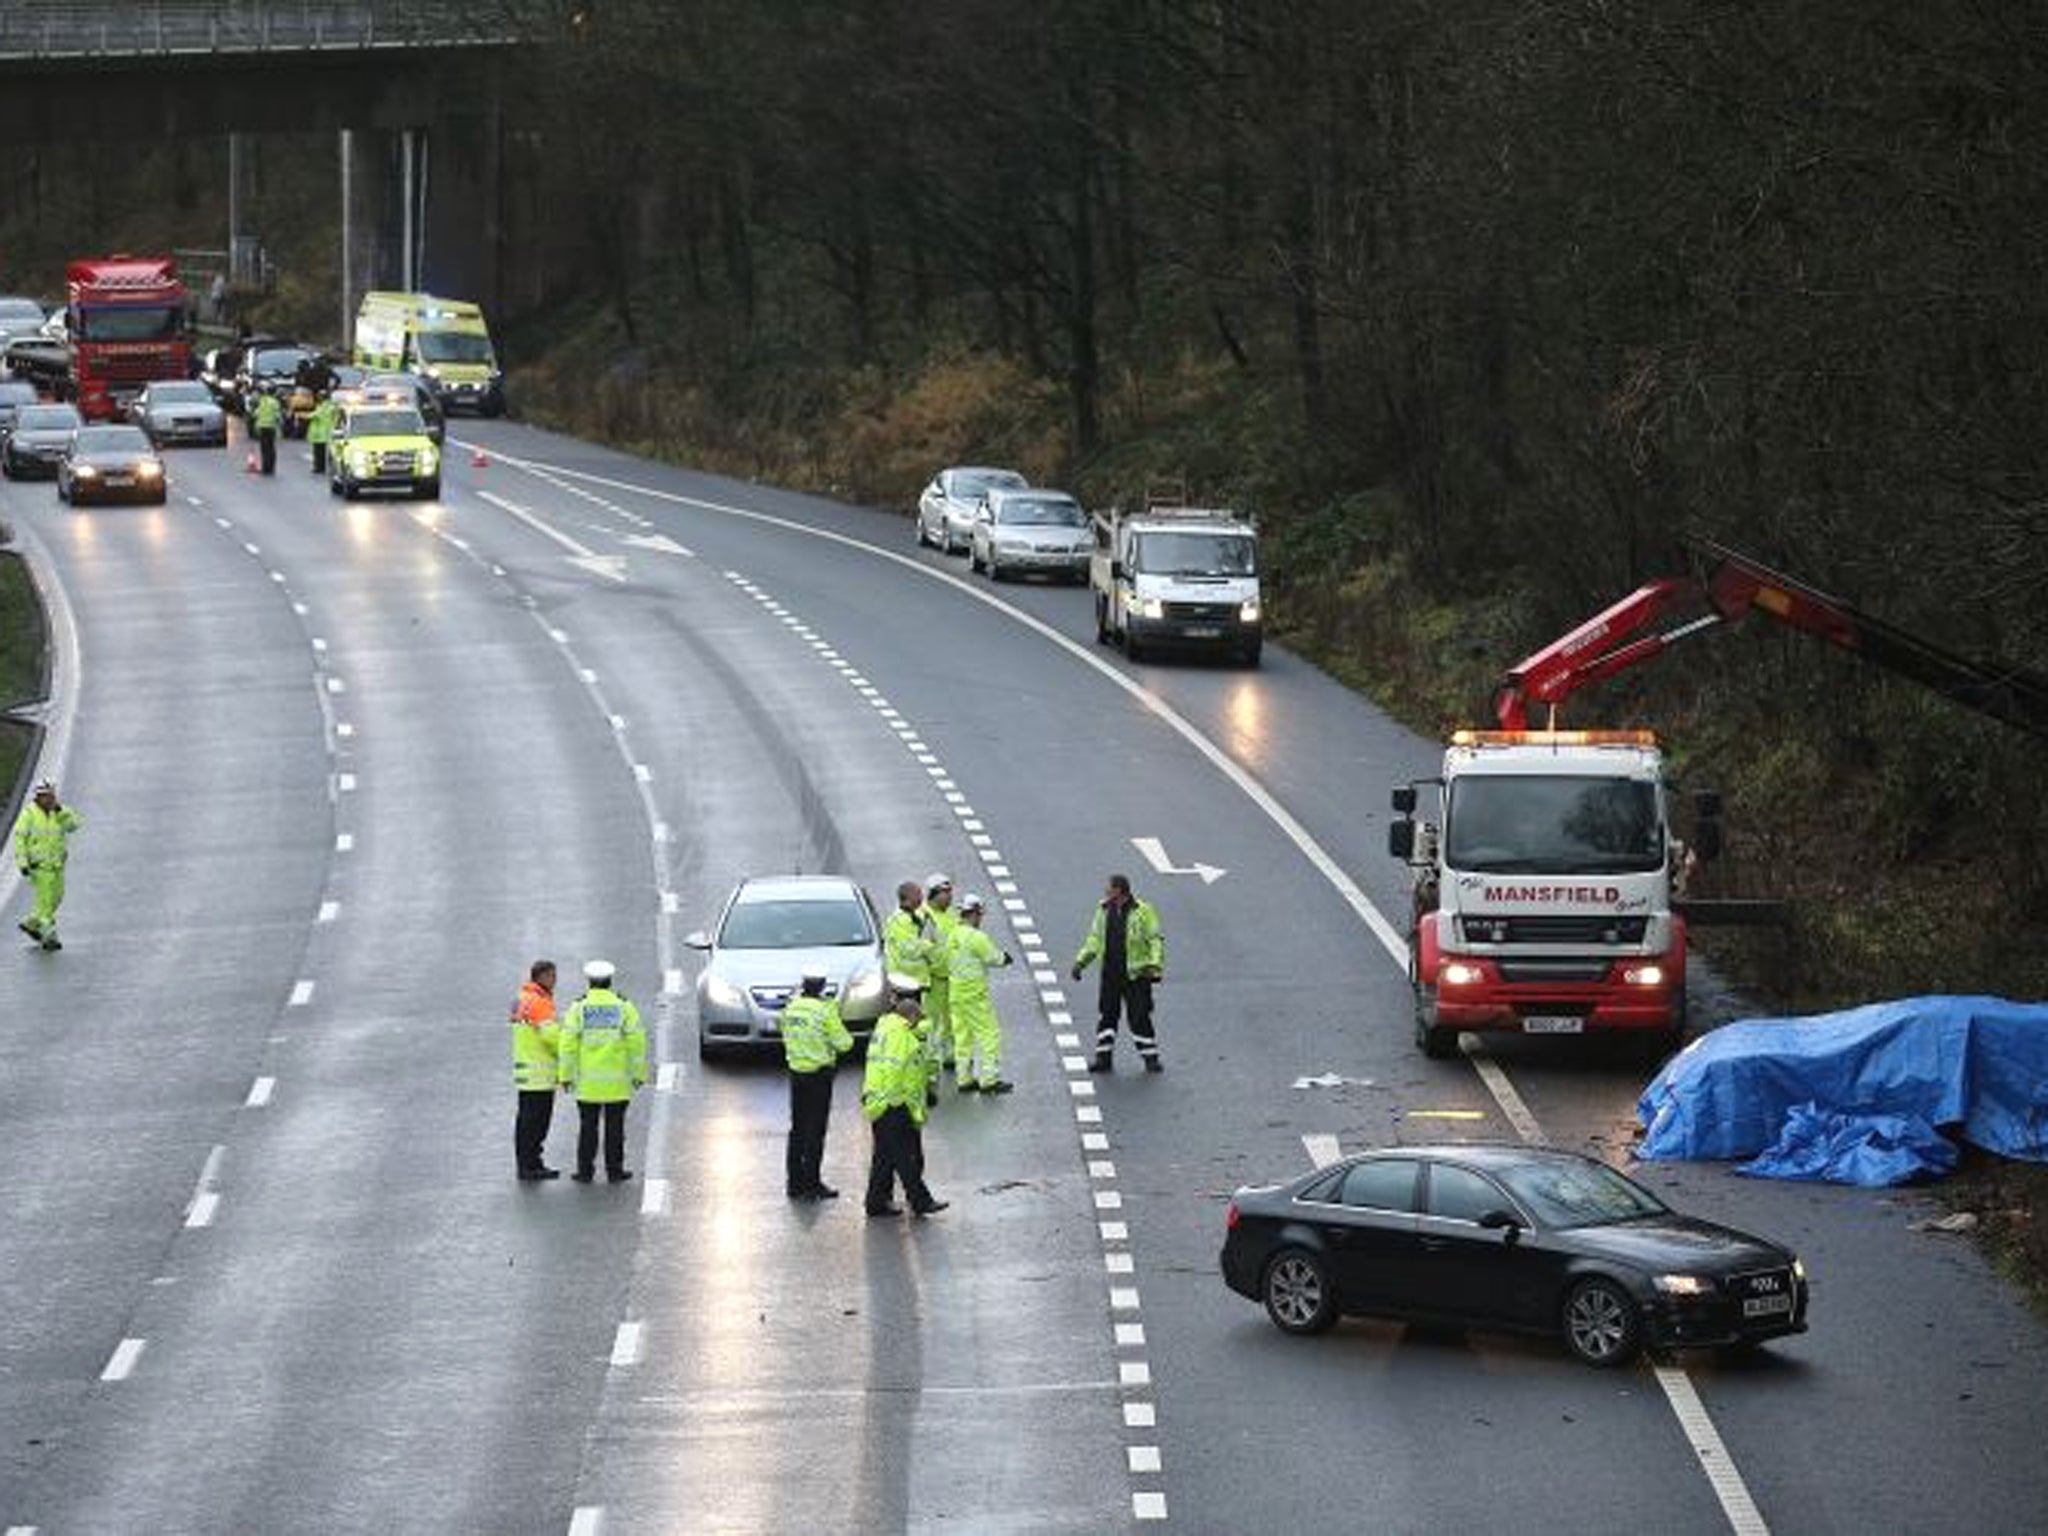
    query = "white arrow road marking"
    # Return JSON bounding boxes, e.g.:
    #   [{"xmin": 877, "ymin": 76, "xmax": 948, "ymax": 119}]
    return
[
  {"xmin": 620, "ymin": 531, "xmax": 695, "ymax": 557},
  {"xmin": 476, "ymin": 489, "xmax": 628, "ymax": 583},
  {"xmin": 1130, "ymin": 835, "xmax": 1226, "ymax": 885}
]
